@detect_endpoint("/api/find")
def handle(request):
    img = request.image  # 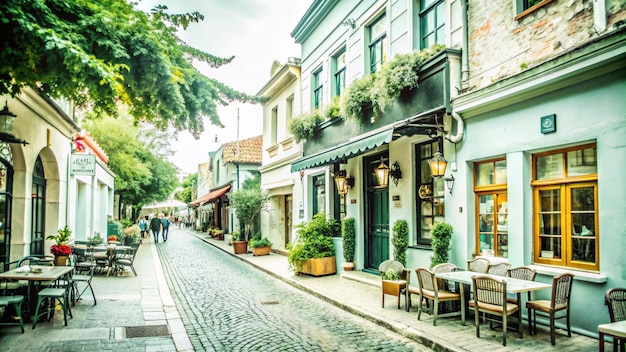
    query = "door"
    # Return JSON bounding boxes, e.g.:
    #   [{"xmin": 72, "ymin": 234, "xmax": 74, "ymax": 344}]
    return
[
  {"xmin": 31, "ymin": 156, "xmax": 46, "ymax": 256},
  {"xmin": 284, "ymin": 194, "xmax": 292, "ymax": 248},
  {"xmin": 364, "ymin": 153, "xmax": 390, "ymax": 272}
]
